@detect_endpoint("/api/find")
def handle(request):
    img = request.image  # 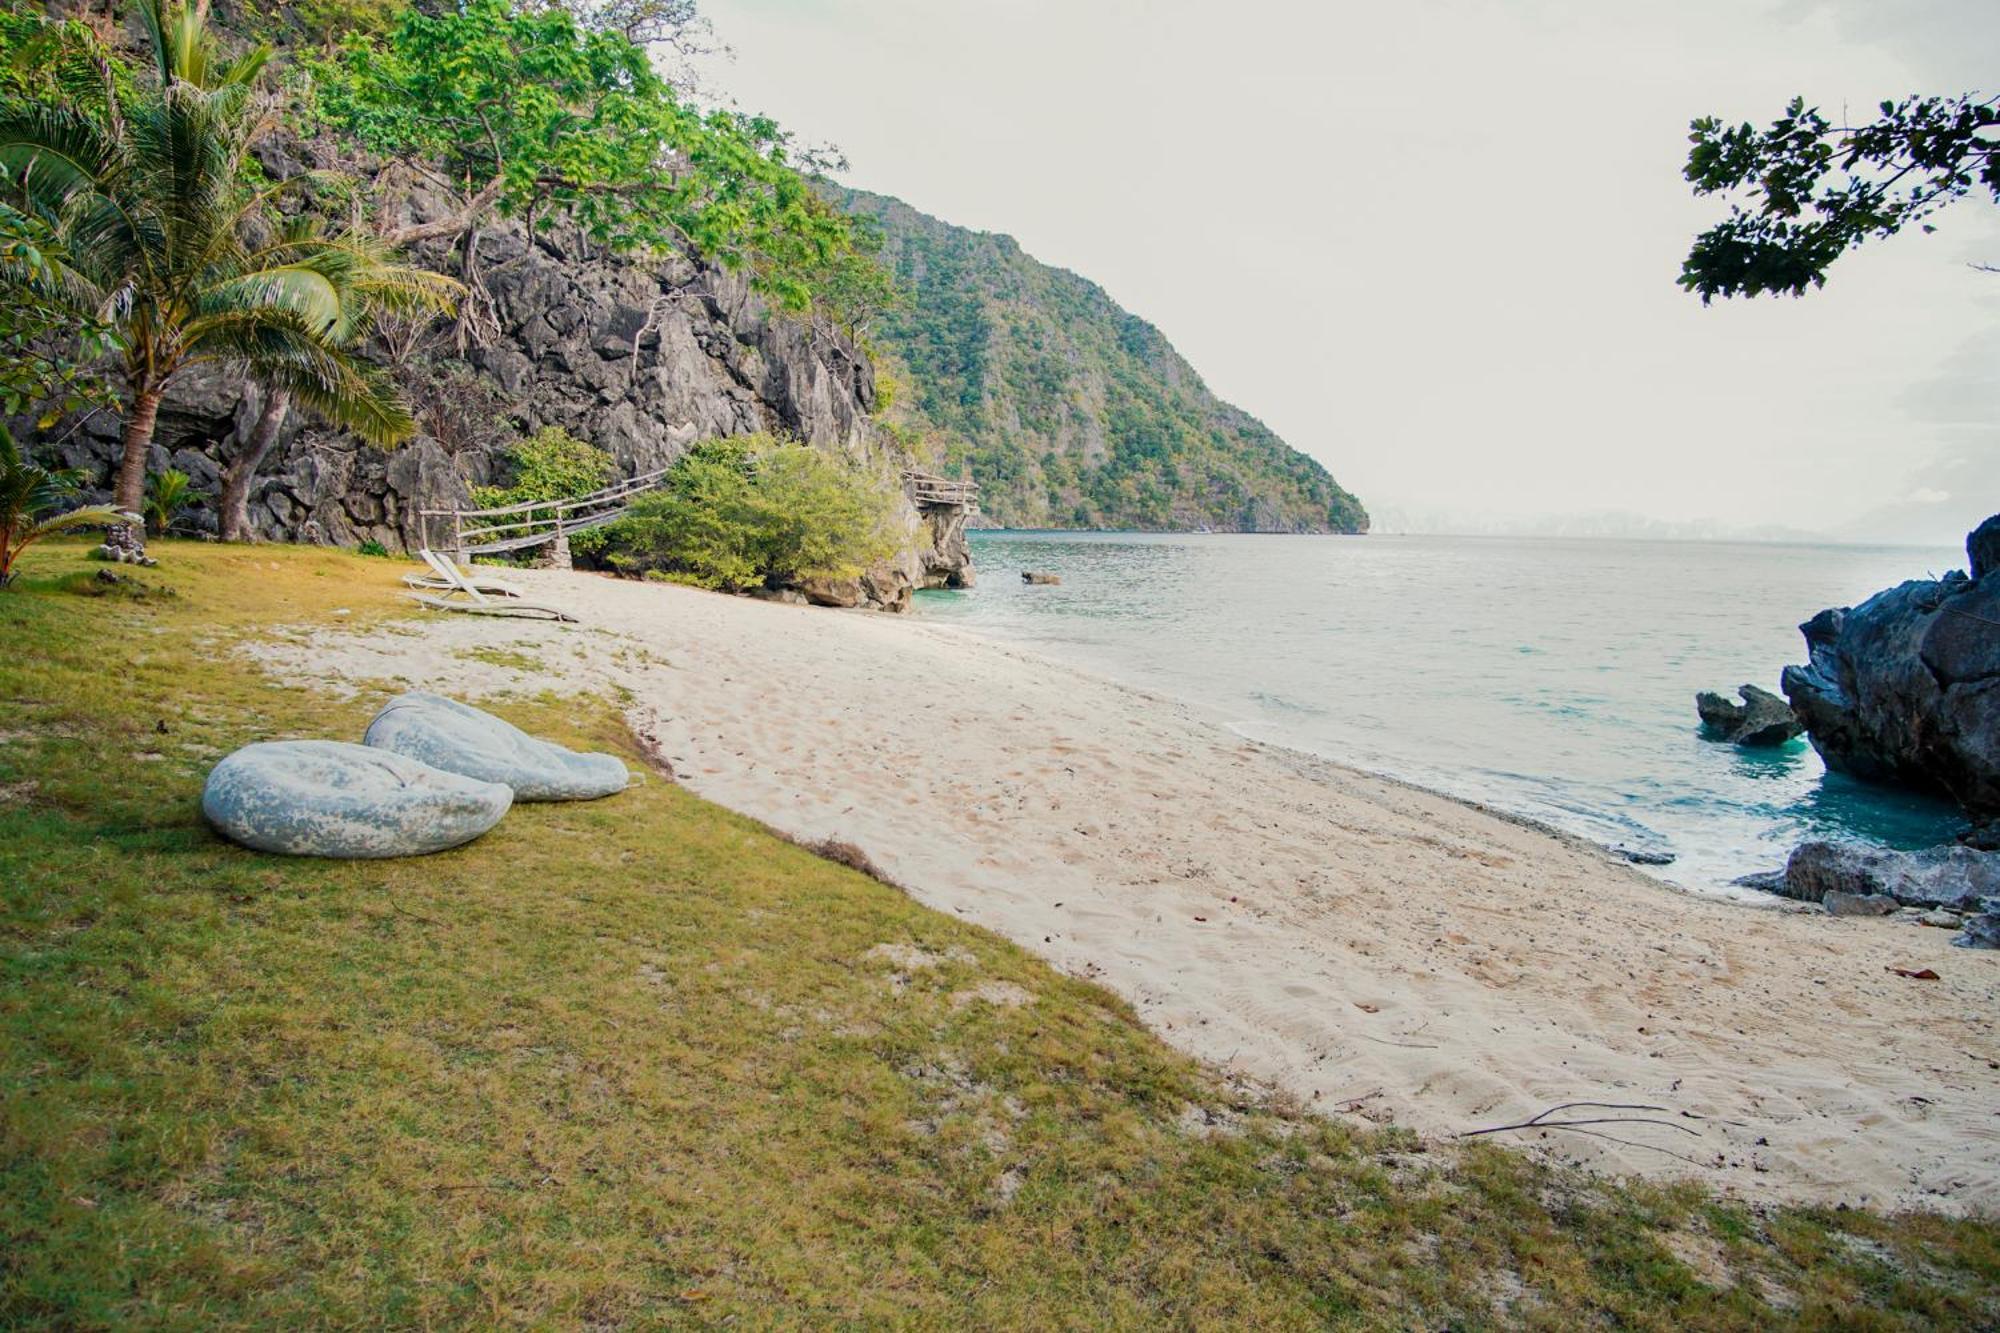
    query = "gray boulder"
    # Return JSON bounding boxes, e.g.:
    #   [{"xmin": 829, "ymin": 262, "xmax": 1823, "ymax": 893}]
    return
[
  {"xmin": 1822, "ymin": 890, "xmax": 1899, "ymax": 917},
  {"xmin": 1955, "ymin": 899, "xmax": 2000, "ymax": 949},
  {"xmin": 363, "ymin": 692, "xmax": 628, "ymax": 801},
  {"xmin": 1780, "ymin": 514, "xmax": 2000, "ymax": 818},
  {"xmin": 1696, "ymin": 684, "xmax": 1803, "ymax": 746},
  {"xmin": 1776, "ymin": 840, "xmax": 2000, "ymax": 912},
  {"xmin": 202, "ymin": 740, "xmax": 512, "ymax": 858}
]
